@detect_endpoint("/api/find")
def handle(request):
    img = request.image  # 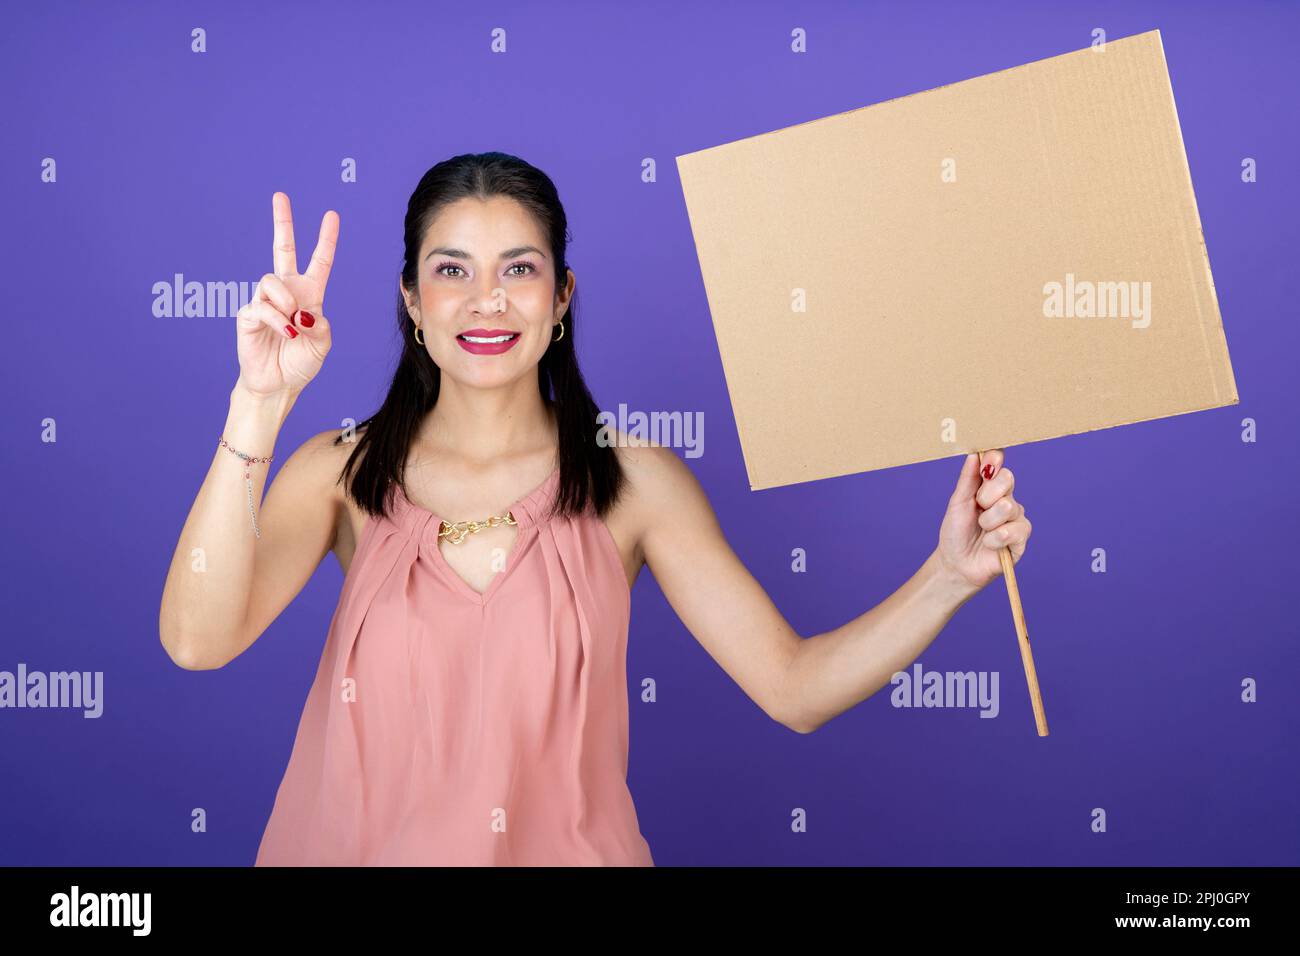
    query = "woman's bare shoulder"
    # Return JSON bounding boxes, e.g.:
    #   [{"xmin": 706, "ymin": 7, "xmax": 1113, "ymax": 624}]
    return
[
  {"xmin": 272, "ymin": 427, "xmax": 365, "ymax": 552},
  {"xmin": 287, "ymin": 427, "xmax": 357, "ymax": 497},
  {"xmin": 607, "ymin": 430, "xmax": 713, "ymax": 542}
]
